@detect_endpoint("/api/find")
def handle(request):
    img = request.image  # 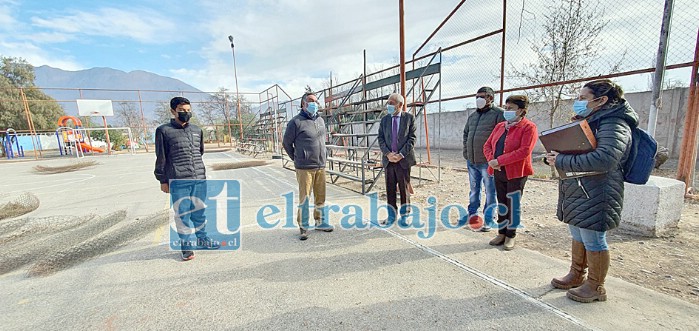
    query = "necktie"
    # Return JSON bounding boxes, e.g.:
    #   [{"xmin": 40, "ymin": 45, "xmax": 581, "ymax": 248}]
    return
[{"xmin": 391, "ymin": 116, "xmax": 399, "ymax": 153}]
